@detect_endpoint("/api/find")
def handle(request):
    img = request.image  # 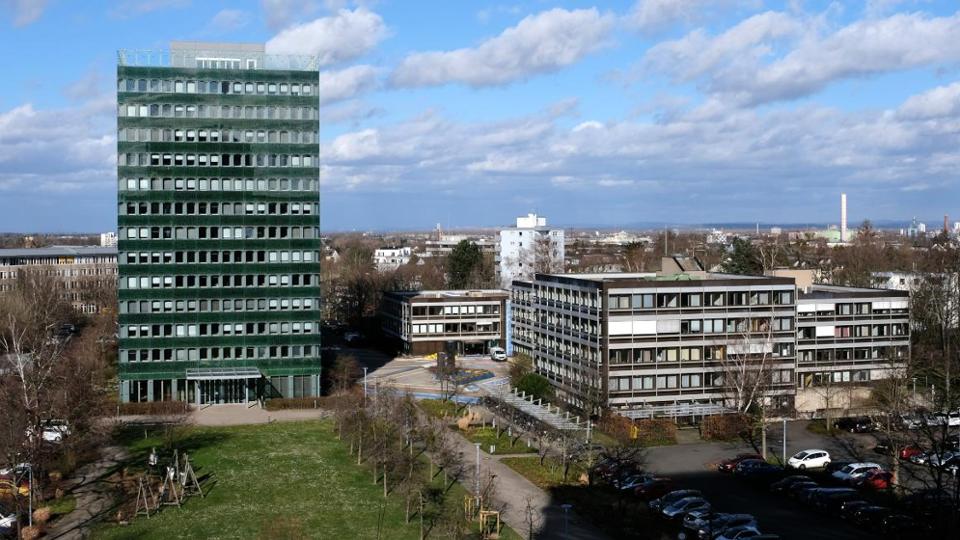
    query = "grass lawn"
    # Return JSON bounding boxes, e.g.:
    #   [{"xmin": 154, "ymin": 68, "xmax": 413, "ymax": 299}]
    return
[
  {"xmin": 94, "ymin": 420, "xmax": 517, "ymax": 540},
  {"xmin": 460, "ymin": 427, "xmax": 537, "ymax": 455},
  {"xmin": 47, "ymin": 494, "xmax": 77, "ymax": 516},
  {"xmin": 499, "ymin": 456, "xmax": 585, "ymax": 490},
  {"xmin": 418, "ymin": 399, "xmax": 463, "ymax": 420}
]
